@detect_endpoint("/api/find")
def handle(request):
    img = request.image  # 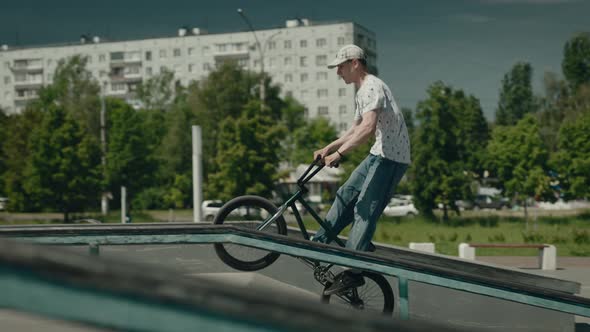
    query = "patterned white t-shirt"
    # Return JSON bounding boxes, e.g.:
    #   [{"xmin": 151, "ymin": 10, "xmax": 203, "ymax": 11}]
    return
[{"xmin": 354, "ymin": 75, "xmax": 411, "ymax": 164}]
